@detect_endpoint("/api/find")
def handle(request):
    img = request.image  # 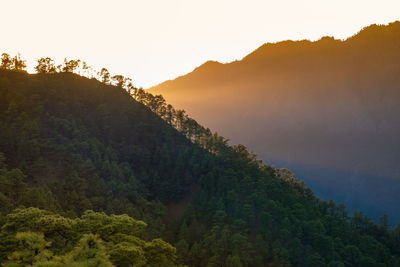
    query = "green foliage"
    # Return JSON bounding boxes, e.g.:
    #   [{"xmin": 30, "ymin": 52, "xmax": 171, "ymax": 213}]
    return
[
  {"xmin": 62, "ymin": 234, "xmax": 113, "ymax": 267},
  {"xmin": 2, "ymin": 232, "xmax": 52, "ymax": 266},
  {"xmin": 306, "ymin": 253, "xmax": 325, "ymax": 267},
  {"xmin": 0, "ymin": 208, "xmax": 180, "ymax": 266},
  {"xmin": 144, "ymin": 238, "xmax": 177, "ymax": 267},
  {"xmin": 109, "ymin": 241, "xmax": 146, "ymax": 267},
  {"xmin": 327, "ymin": 261, "xmax": 345, "ymax": 267},
  {"xmin": 0, "ymin": 68, "xmax": 399, "ymax": 266}
]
